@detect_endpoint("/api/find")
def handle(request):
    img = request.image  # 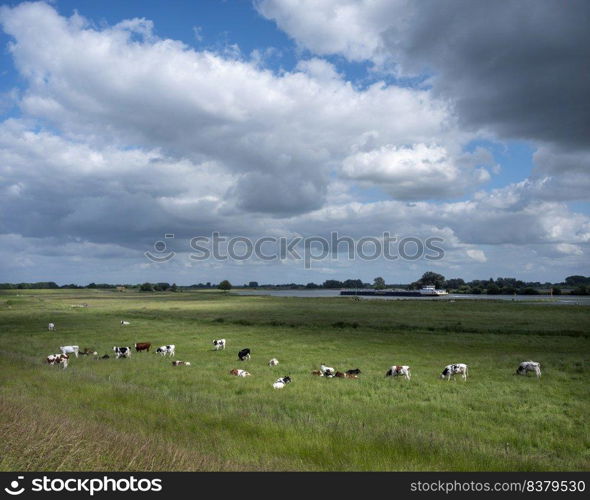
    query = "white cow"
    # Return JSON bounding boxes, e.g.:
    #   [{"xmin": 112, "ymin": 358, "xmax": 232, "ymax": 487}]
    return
[
  {"xmin": 440, "ymin": 363, "xmax": 469, "ymax": 381},
  {"xmin": 385, "ymin": 365, "xmax": 411, "ymax": 380},
  {"xmin": 156, "ymin": 345, "xmax": 175, "ymax": 357},
  {"xmin": 268, "ymin": 358, "xmax": 279, "ymax": 366},
  {"xmin": 230, "ymin": 368, "xmax": 251, "ymax": 377},
  {"xmin": 120, "ymin": 320, "xmax": 130, "ymax": 326},
  {"xmin": 48, "ymin": 323, "xmax": 55, "ymax": 331},
  {"xmin": 213, "ymin": 339, "xmax": 226, "ymax": 350},
  {"xmin": 516, "ymin": 361, "xmax": 541, "ymax": 378},
  {"xmin": 59, "ymin": 345, "xmax": 79, "ymax": 358}
]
